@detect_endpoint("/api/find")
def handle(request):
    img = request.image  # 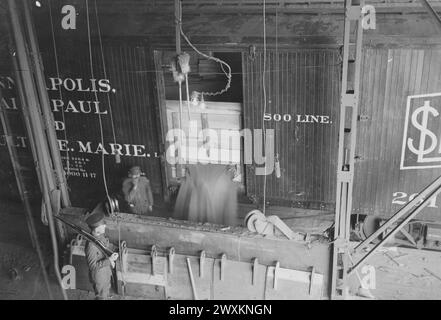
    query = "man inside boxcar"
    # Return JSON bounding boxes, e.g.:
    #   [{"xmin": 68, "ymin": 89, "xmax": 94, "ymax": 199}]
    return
[
  {"xmin": 85, "ymin": 212, "xmax": 119, "ymax": 300},
  {"xmin": 122, "ymin": 166, "xmax": 154, "ymax": 215}
]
